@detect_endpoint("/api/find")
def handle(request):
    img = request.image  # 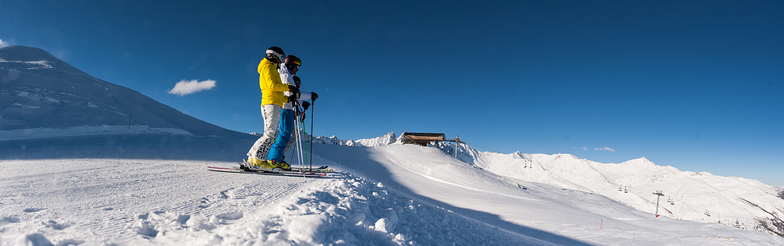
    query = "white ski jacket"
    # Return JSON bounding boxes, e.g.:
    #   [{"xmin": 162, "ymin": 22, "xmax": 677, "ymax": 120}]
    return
[{"xmin": 279, "ymin": 65, "xmax": 311, "ymax": 111}]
